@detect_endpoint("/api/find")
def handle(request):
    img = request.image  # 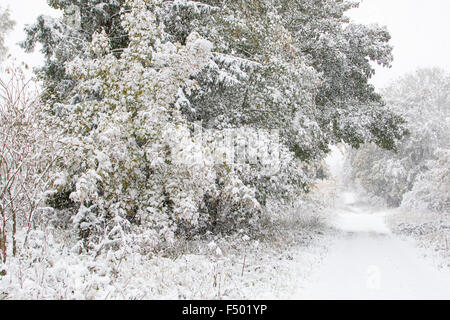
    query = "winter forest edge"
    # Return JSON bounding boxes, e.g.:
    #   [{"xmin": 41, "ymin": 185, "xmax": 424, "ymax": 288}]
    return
[{"xmin": 0, "ymin": 0, "xmax": 448, "ymax": 300}]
